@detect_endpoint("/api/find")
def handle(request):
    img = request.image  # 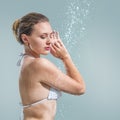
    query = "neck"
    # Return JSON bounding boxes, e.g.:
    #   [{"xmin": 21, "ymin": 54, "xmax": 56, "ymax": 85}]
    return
[{"xmin": 24, "ymin": 46, "xmax": 40, "ymax": 58}]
